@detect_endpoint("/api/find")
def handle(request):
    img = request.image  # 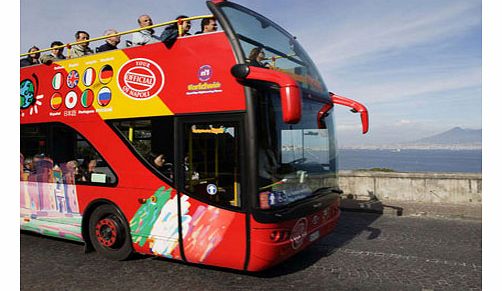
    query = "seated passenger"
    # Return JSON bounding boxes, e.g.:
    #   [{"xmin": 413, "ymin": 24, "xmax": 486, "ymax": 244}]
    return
[
  {"xmin": 131, "ymin": 15, "xmax": 160, "ymax": 46},
  {"xmin": 149, "ymin": 152, "xmax": 173, "ymax": 179},
  {"xmin": 96, "ymin": 29, "xmax": 121, "ymax": 52},
  {"xmin": 31, "ymin": 153, "xmax": 54, "ymax": 183},
  {"xmin": 248, "ymin": 47, "xmax": 271, "ymax": 69},
  {"xmin": 40, "ymin": 41, "xmax": 66, "ymax": 64},
  {"xmin": 20, "ymin": 46, "xmax": 41, "ymax": 67},
  {"xmin": 160, "ymin": 15, "xmax": 191, "ymax": 44},
  {"xmin": 195, "ymin": 17, "xmax": 218, "ymax": 34},
  {"xmin": 69, "ymin": 31, "xmax": 93, "ymax": 58},
  {"xmin": 82, "ymin": 158, "xmax": 97, "ymax": 182},
  {"xmin": 20, "ymin": 153, "xmax": 28, "ymax": 181},
  {"xmin": 176, "ymin": 15, "xmax": 192, "ymax": 36},
  {"xmin": 63, "ymin": 160, "xmax": 84, "ymax": 184},
  {"xmin": 183, "ymin": 156, "xmax": 199, "ymax": 181},
  {"xmin": 52, "ymin": 164, "xmax": 63, "ymax": 184},
  {"xmin": 23, "ymin": 156, "xmax": 33, "ymax": 174}
]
